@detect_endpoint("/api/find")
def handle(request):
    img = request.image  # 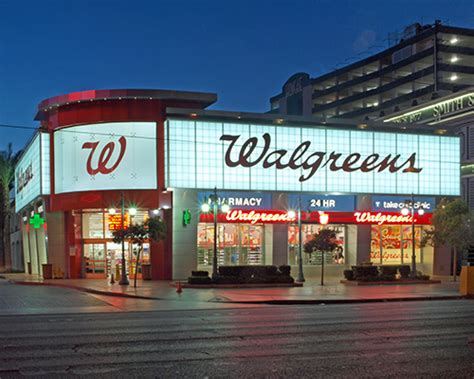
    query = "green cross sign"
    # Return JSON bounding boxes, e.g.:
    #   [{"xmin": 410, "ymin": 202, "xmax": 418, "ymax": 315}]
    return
[
  {"xmin": 182, "ymin": 209, "xmax": 192, "ymax": 226},
  {"xmin": 29, "ymin": 214, "xmax": 45, "ymax": 229}
]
